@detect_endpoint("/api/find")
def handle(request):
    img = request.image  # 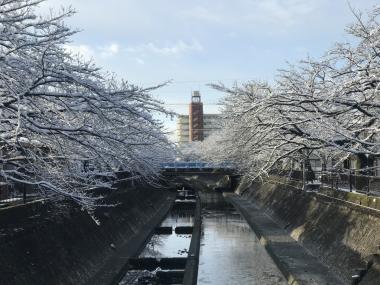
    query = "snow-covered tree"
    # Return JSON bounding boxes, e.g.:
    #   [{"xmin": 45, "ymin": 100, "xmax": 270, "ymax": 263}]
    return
[
  {"xmin": 0, "ymin": 0, "xmax": 175, "ymax": 209},
  {"xmin": 208, "ymin": 6, "xmax": 380, "ymax": 180}
]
